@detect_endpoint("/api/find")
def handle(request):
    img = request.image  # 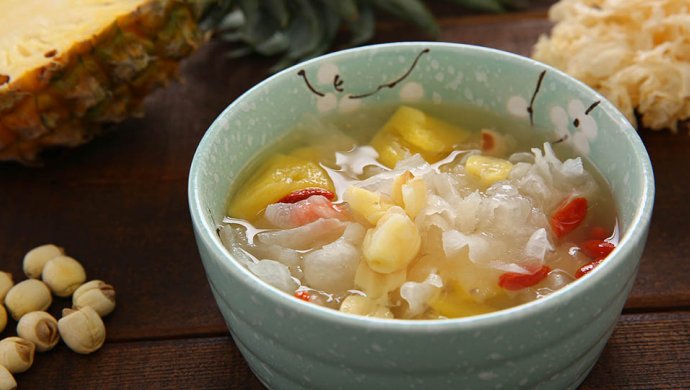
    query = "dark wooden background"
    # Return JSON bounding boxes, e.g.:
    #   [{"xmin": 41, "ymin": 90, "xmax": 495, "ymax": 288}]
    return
[{"xmin": 0, "ymin": 1, "xmax": 688, "ymax": 388}]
